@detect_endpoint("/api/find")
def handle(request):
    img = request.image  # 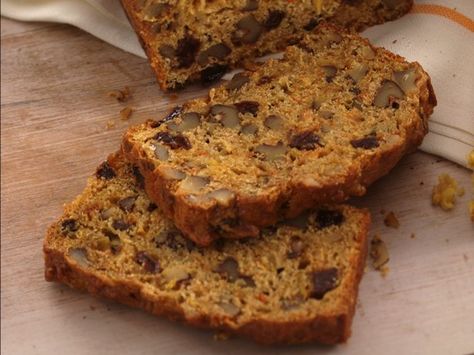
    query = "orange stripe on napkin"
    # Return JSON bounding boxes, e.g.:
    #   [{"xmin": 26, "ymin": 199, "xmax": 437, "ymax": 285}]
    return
[{"xmin": 411, "ymin": 4, "xmax": 474, "ymax": 32}]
